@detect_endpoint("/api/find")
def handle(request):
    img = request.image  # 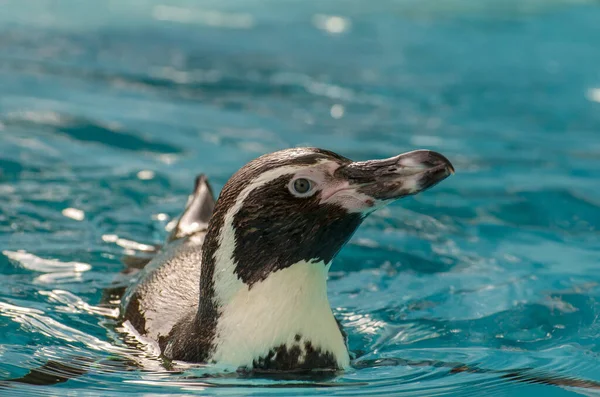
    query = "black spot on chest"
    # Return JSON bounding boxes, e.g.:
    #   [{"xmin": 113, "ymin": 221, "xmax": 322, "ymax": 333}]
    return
[{"xmin": 251, "ymin": 339, "xmax": 338, "ymax": 371}]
